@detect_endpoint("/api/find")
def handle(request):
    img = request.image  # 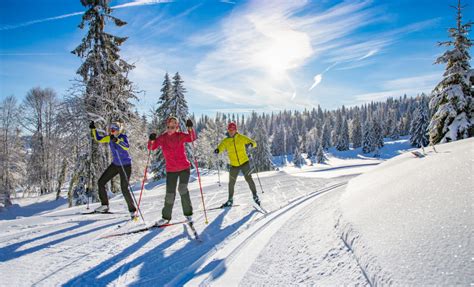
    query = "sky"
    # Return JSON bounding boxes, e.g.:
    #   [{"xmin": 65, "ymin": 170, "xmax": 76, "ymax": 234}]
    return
[{"xmin": 0, "ymin": 0, "xmax": 472, "ymax": 117}]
